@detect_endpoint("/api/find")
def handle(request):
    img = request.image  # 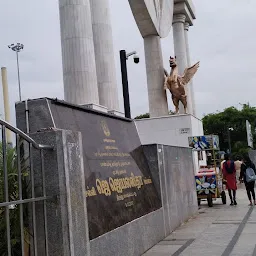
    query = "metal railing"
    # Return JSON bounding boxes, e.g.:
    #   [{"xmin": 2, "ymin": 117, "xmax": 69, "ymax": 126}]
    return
[
  {"xmin": 0, "ymin": 118, "xmax": 53, "ymax": 256},
  {"xmin": 0, "ymin": 119, "xmax": 53, "ymax": 150}
]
